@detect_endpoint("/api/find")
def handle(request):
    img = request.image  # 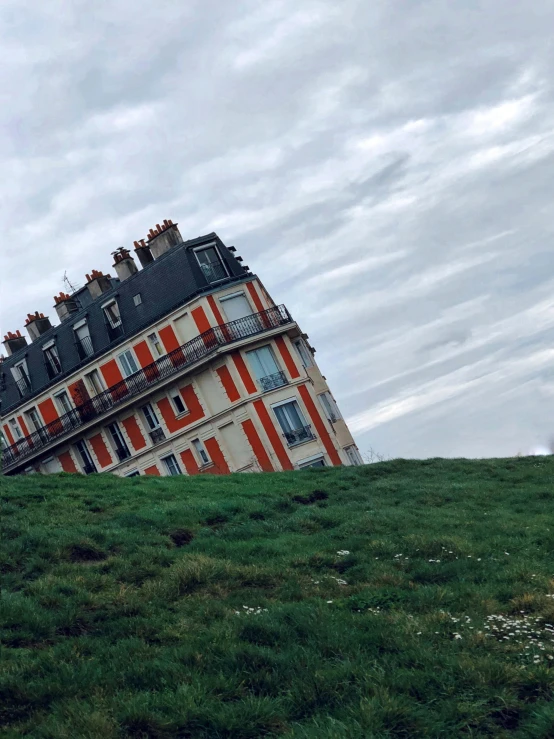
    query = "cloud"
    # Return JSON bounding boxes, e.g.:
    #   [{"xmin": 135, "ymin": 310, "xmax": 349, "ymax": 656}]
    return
[{"xmin": 3, "ymin": 0, "xmax": 554, "ymax": 459}]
